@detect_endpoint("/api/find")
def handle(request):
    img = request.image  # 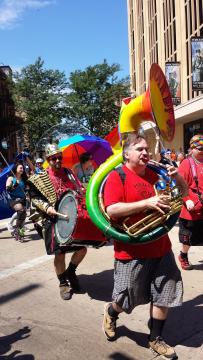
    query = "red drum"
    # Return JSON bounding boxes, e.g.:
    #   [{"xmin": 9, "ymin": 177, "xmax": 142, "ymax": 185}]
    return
[{"xmin": 54, "ymin": 190, "xmax": 106, "ymax": 247}]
